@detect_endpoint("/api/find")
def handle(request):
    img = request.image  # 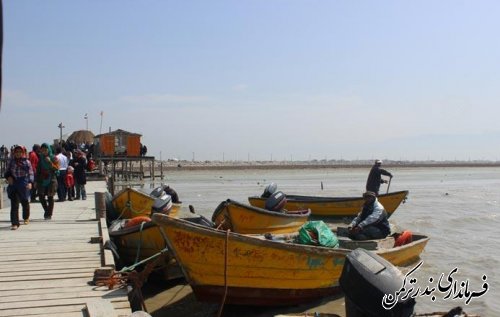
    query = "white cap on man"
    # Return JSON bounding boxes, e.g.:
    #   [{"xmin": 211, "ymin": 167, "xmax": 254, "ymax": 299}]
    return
[{"xmin": 375, "ymin": 159, "xmax": 382, "ymax": 165}]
